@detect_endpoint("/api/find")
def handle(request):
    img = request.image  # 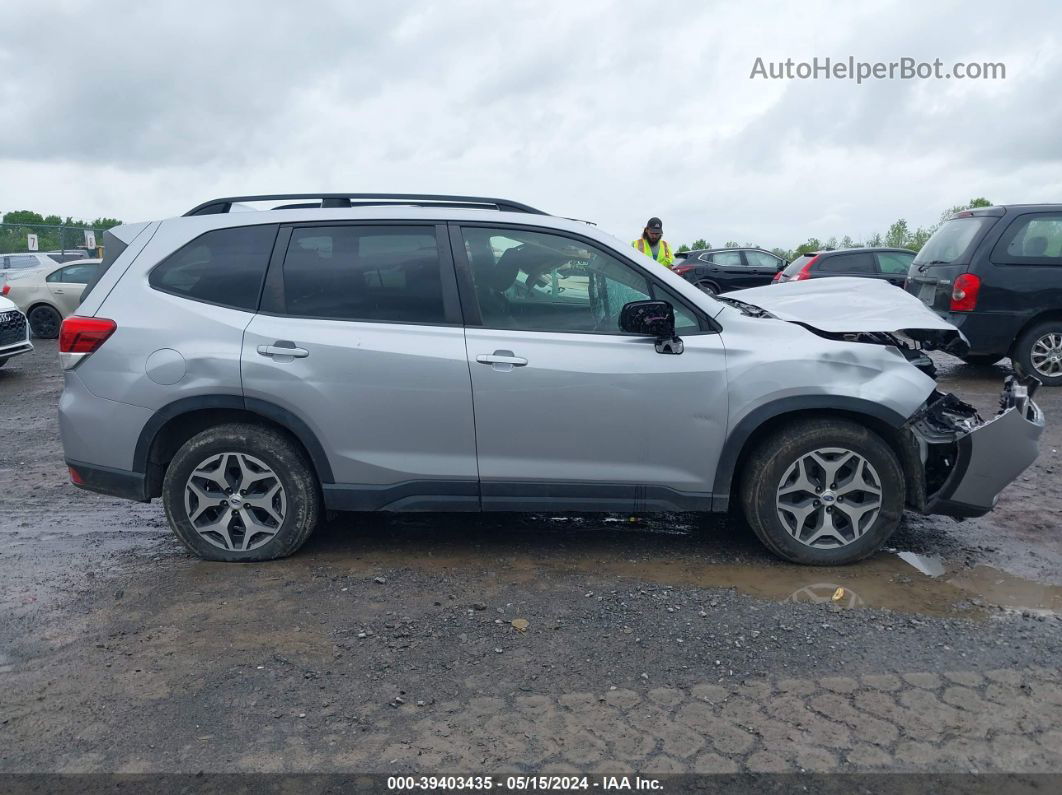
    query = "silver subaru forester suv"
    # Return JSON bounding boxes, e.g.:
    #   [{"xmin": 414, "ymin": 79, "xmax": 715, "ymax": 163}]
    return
[{"xmin": 58, "ymin": 193, "xmax": 1044, "ymax": 565}]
